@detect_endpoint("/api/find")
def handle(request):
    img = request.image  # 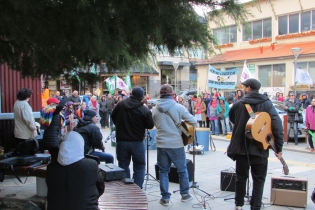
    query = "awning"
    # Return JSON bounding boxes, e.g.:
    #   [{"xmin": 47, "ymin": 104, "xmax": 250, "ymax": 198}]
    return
[
  {"xmin": 197, "ymin": 41, "xmax": 315, "ymax": 65},
  {"xmin": 130, "ymin": 66, "xmax": 159, "ymax": 76}
]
